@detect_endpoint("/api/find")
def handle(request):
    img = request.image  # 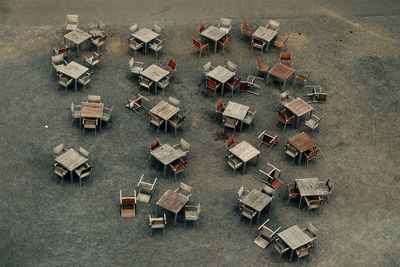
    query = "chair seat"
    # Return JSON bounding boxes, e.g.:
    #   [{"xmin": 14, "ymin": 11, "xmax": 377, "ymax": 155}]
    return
[
  {"xmin": 285, "ymin": 150, "xmax": 297, "ymax": 158},
  {"xmin": 272, "ymin": 179, "xmax": 284, "ymax": 190},
  {"xmin": 84, "ymin": 123, "xmax": 97, "ymax": 129},
  {"xmin": 243, "ymin": 115, "xmax": 254, "ymax": 124},
  {"xmin": 254, "ymin": 235, "xmax": 270, "ymax": 249},
  {"xmin": 66, "ymin": 25, "xmax": 78, "ymax": 31},
  {"xmin": 150, "ymin": 119, "xmax": 163, "ymax": 126},
  {"xmin": 151, "ymin": 222, "xmax": 165, "ymax": 229},
  {"xmin": 54, "ymin": 168, "xmax": 68, "ymax": 177},
  {"xmin": 121, "ymin": 208, "xmax": 135, "ymax": 218},
  {"xmin": 185, "ymin": 210, "xmax": 199, "ymax": 221},
  {"xmin": 241, "ymin": 210, "xmax": 256, "ymax": 219},
  {"xmin": 137, "ymin": 192, "xmax": 151, "ymax": 203},
  {"xmin": 54, "ymin": 64, "xmax": 64, "ymax": 72},
  {"xmin": 86, "ymin": 57, "xmax": 100, "ymax": 66},
  {"xmin": 305, "ymin": 120, "xmax": 318, "ymax": 128},
  {"xmin": 131, "ymin": 66, "xmax": 143, "ymax": 74}
]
